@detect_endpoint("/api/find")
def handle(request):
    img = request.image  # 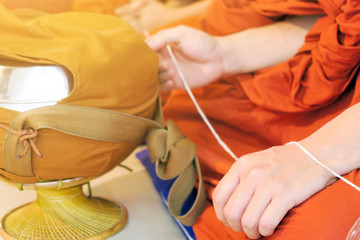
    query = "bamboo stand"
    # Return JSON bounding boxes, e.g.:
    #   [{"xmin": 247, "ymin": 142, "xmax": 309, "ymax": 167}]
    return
[{"xmin": 0, "ymin": 180, "xmax": 127, "ymax": 240}]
